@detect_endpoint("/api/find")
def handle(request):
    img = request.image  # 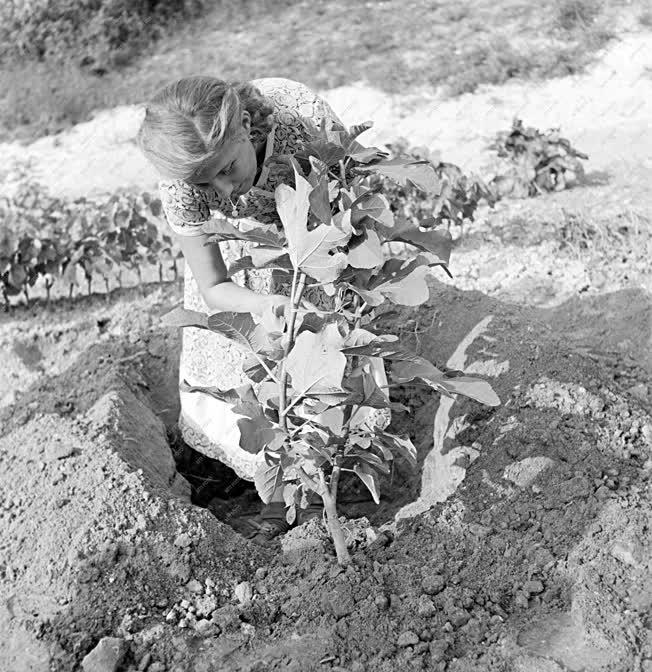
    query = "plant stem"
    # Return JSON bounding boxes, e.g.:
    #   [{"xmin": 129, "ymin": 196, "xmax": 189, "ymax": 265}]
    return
[
  {"xmin": 319, "ymin": 473, "xmax": 350, "ymax": 566},
  {"xmin": 278, "ymin": 269, "xmax": 306, "ymax": 431}
]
